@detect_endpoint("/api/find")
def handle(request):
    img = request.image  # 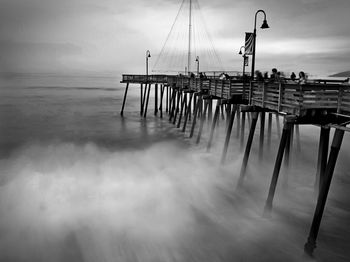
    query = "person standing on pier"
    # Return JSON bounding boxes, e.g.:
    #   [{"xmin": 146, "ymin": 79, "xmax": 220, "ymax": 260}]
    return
[
  {"xmin": 298, "ymin": 71, "xmax": 307, "ymax": 84},
  {"xmin": 290, "ymin": 72, "xmax": 296, "ymax": 81}
]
